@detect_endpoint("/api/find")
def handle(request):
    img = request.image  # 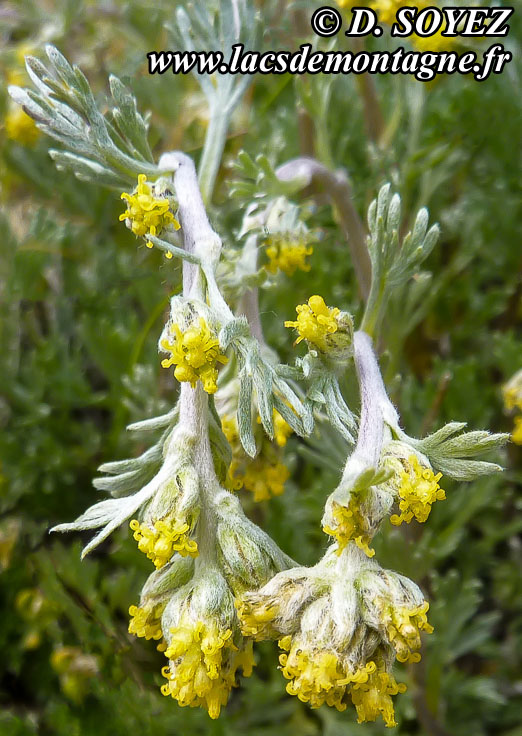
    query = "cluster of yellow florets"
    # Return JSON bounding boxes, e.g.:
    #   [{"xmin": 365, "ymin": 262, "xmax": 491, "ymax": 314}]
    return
[
  {"xmin": 240, "ymin": 458, "xmax": 290, "ymax": 502},
  {"xmin": 323, "ymin": 499, "xmax": 375, "ymax": 558},
  {"xmin": 278, "ymin": 636, "xmax": 404, "ymax": 727},
  {"xmin": 221, "ymin": 411, "xmax": 291, "ymax": 501},
  {"xmin": 285, "ymin": 295, "xmax": 340, "ymax": 352},
  {"xmin": 128, "ymin": 602, "xmax": 165, "ymax": 642},
  {"xmin": 120, "ymin": 174, "xmax": 180, "ymax": 249},
  {"xmin": 264, "ymin": 233, "xmax": 313, "ymax": 276},
  {"xmin": 160, "ymin": 317, "xmax": 228, "ymax": 394},
  {"xmin": 161, "ymin": 621, "xmax": 254, "ymax": 719},
  {"xmin": 390, "ymin": 455, "xmax": 445, "ymax": 526},
  {"xmin": 350, "ymin": 660, "xmax": 407, "ymax": 728},
  {"xmin": 379, "ymin": 600, "xmax": 433, "ymax": 663},
  {"xmin": 503, "ymin": 370, "xmax": 522, "ymax": 445},
  {"xmin": 130, "ymin": 518, "xmax": 198, "ymax": 568}
]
